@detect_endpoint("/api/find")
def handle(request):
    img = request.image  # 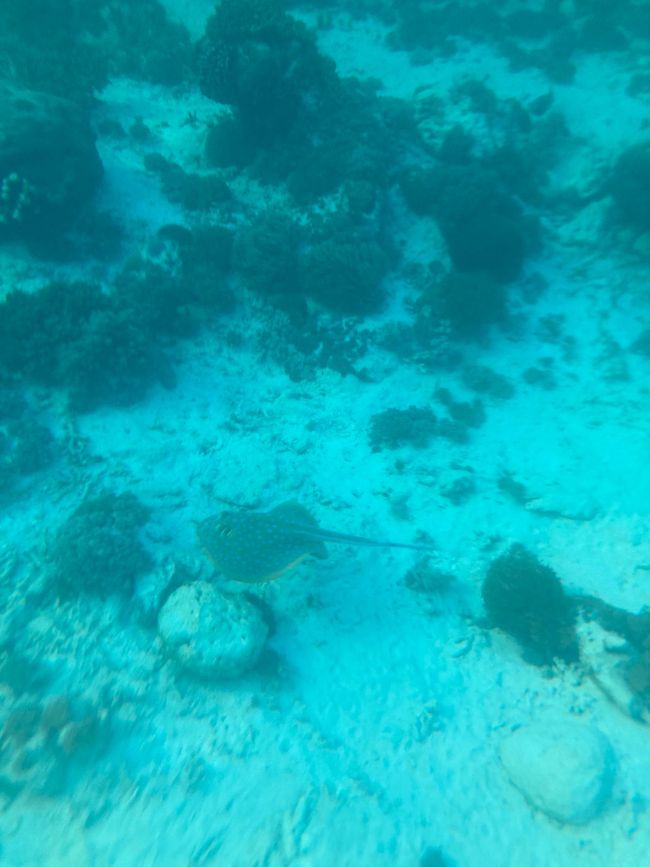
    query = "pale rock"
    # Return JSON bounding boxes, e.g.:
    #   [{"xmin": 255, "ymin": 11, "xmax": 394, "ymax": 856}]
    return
[
  {"xmin": 500, "ymin": 719, "xmax": 615, "ymax": 825},
  {"xmin": 158, "ymin": 582, "xmax": 268, "ymax": 679}
]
